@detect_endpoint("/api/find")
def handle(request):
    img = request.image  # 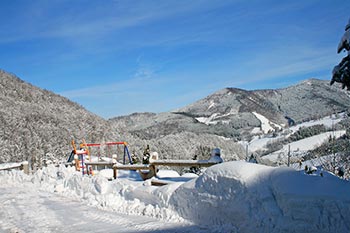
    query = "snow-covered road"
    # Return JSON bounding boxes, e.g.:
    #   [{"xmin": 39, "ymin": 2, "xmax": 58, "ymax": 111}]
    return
[{"xmin": 0, "ymin": 184, "xmax": 201, "ymax": 233}]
